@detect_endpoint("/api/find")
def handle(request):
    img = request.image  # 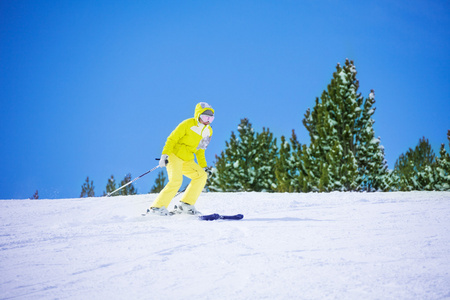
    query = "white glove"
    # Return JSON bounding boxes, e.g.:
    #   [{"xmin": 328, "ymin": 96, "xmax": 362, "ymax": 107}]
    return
[{"xmin": 159, "ymin": 154, "xmax": 169, "ymax": 167}]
